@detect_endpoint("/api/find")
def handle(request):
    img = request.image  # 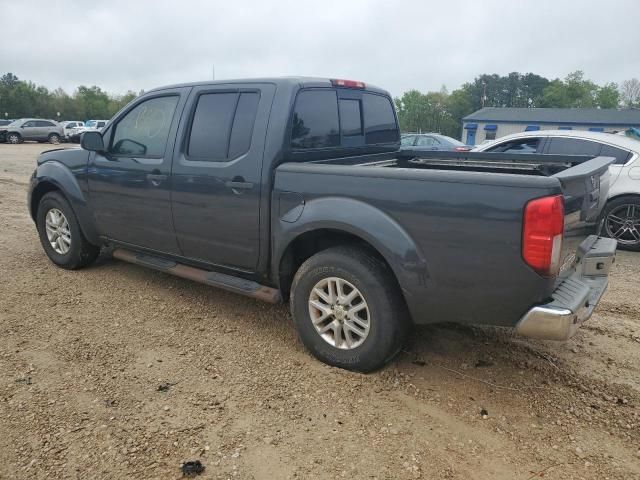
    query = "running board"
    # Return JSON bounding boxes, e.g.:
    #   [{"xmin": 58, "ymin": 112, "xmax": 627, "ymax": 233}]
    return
[{"xmin": 112, "ymin": 249, "xmax": 281, "ymax": 304}]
